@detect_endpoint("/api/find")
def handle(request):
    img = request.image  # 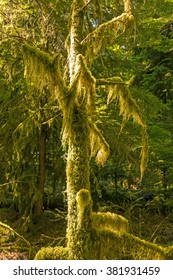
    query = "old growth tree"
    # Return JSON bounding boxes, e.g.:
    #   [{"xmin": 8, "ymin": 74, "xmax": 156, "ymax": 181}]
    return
[{"xmin": 23, "ymin": 0, "xmax": 148, "ymax": 259}]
